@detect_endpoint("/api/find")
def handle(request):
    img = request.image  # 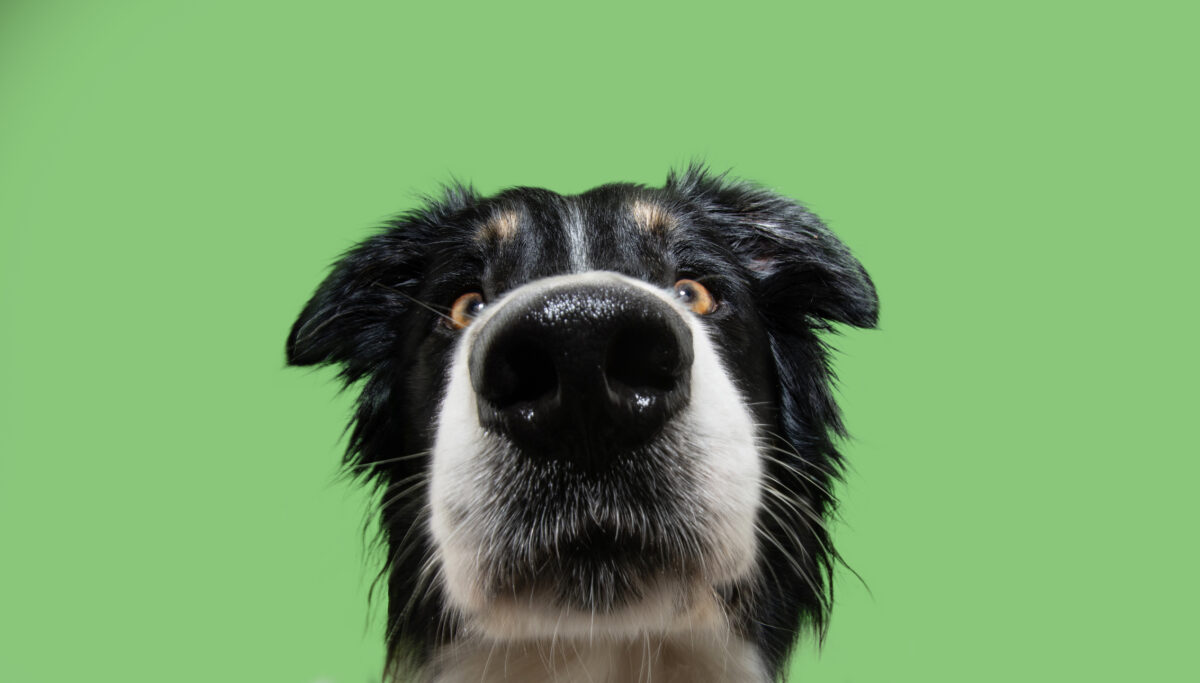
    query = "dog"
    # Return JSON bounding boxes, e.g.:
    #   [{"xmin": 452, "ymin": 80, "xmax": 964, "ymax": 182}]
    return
[{"xmin": 286, "ymin": 166, "xmax": 878, "ymax": 682}]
